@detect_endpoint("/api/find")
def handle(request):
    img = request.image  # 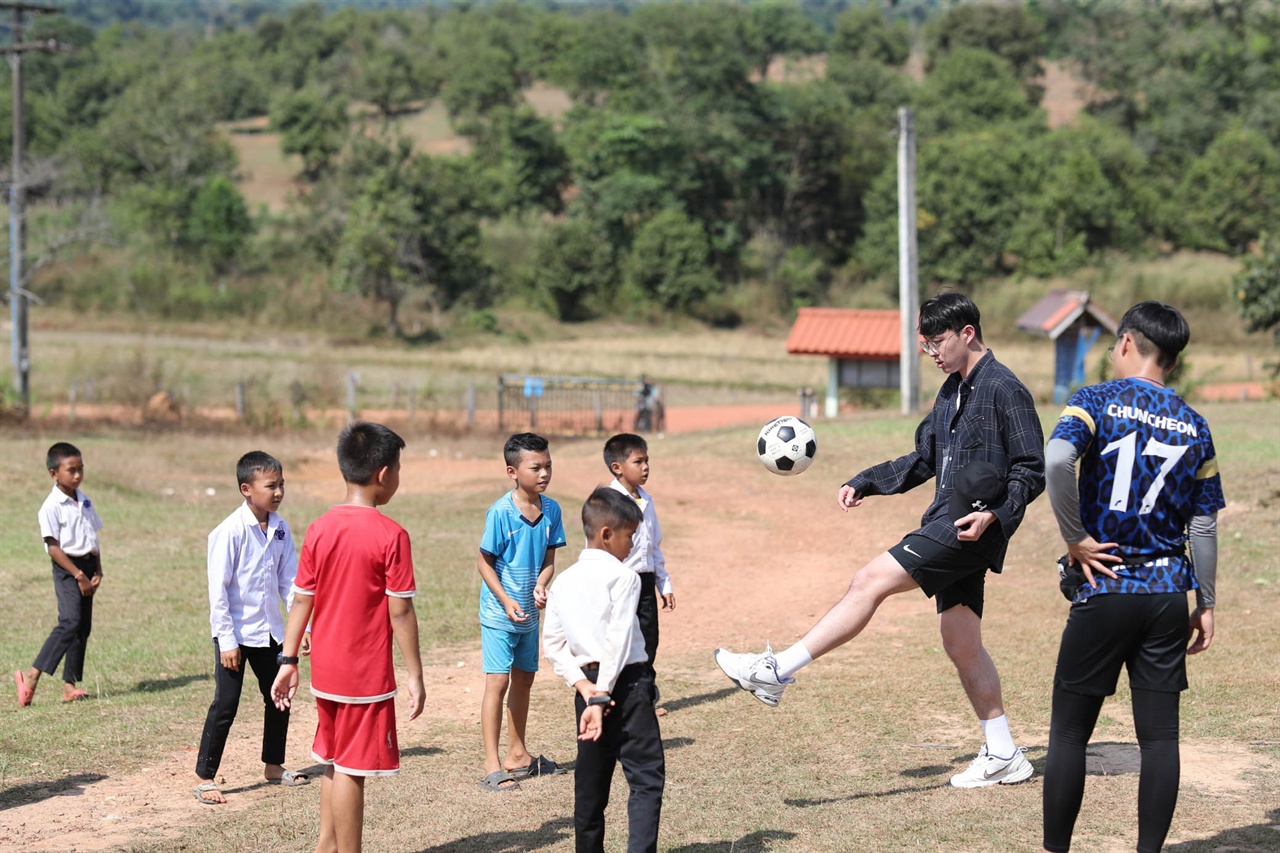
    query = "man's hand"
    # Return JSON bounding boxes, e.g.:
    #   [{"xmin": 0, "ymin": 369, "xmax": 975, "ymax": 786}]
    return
[
  {"xmin": 300, "ymin": 632, "xmax": 312, "ymax": 656},
  {"xmin": 1066, "ymin": 535, "xmax": 1122, "ymax": 587},
  {"xmin": 1188, "ymin": 607, "xmax": 1214, "ymax": 654},
  {"xmin": 270, "ymin": 664, "xmax": 298, "ymax": 711},
  {"xmin": 838, "ymin": 485, "xmax": 864, "ymax": 513},
  {"xmin": 405, "ymin": 675, "xmax": 425, "ymax": 721},
  {"xmin": 76, "ymin": 574, "xmax": 95, "ymax": 596},
  {"xmin": 661, "ymin": 592, "xmax": 675, "ymax": 612},
  {"xmin": 954, "ymin": 510, "xmax": 996, "ymax": 542},
  {"xmin": 578, "ymin": 705, "xmax": 604, "ymax": 741},
  {"xmin": 220, "ymin": 645, "xmax": 242, "ymax": 672},
  {"xmin": 533, "ymin": 584, "xmax": 548, "ymax": 610}
]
